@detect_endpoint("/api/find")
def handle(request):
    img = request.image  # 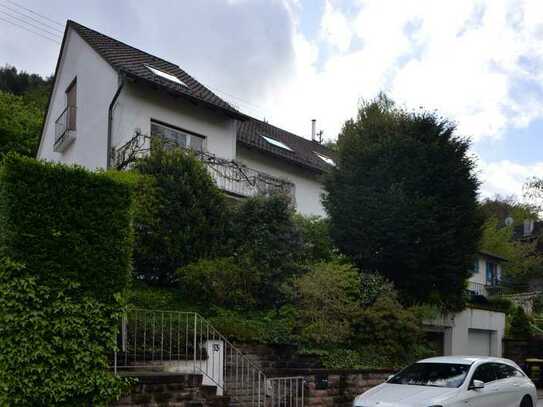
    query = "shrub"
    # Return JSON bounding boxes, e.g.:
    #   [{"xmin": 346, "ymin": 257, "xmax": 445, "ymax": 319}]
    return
[
  {"xmin": 293, "ymin": 214, "xmax": 336, "ymax": 263},
  {"xmin": 128, "ymin": 282, "xmax": 199, "ymax": 313},
  {"xmin": 229, "ymin": 194, "xmax": 304, "ymax": 306},
  {"xmin": 0, "ymin": 153, "xmax": 133, "ymax": 302},
  {"xmin": 133, "ymin": 146, "xmax": 228, "ymax": 285},
  {"xmin": 0, "ymin": 259, "xmax": 130, "ymax": 406},
  {"xmin": 509, "ymin": 306, "xmax": 532, "ymax": 339},
  {"xmin": 352, "ymin": 295, "xmax": 426, "ymax": 366},
  {"xmin": 359, "ymin": 272, "xmax": 396, "ymax": 306},
  {"xmin": 178, "ymin": 257, "xmax": 258, "ymax": 309},
  {"xmin": 487, "ymin": 297, "xmax": 514, "ymax": 314},
  {"xmin": 294, "ymin": 261, "xmax": 360, "ymax": 346},
  {"xmin": 208, "ymin": 307, "xmax": 297, "ymax": 345},
  {"xmin": 208, "ymin": 308, "xmax": 265, "ymax": 343}
]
